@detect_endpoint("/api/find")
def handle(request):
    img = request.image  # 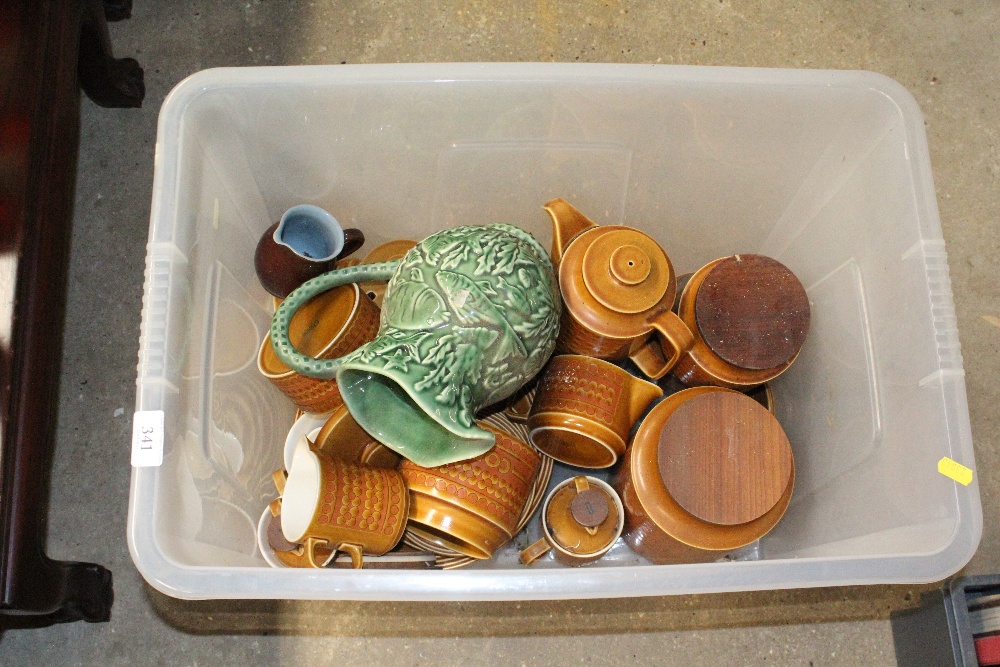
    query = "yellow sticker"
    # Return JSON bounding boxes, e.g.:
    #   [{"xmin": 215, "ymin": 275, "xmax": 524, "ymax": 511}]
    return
[{"xmin": 938, "ymin": 457, "xmax": 974, "ymax": 486}]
